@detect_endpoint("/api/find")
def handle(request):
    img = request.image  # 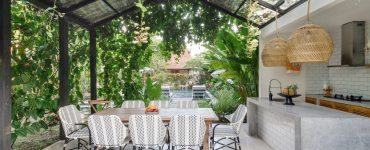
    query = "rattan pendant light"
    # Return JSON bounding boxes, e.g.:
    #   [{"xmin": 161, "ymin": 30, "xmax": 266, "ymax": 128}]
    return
[
  {"xmin": 287, "ymin": 0, "xmax": 333, "ymax": 63},
  {"xmin": 262, "ymin": 10, "xmax": 289, "ymax": 67}
]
